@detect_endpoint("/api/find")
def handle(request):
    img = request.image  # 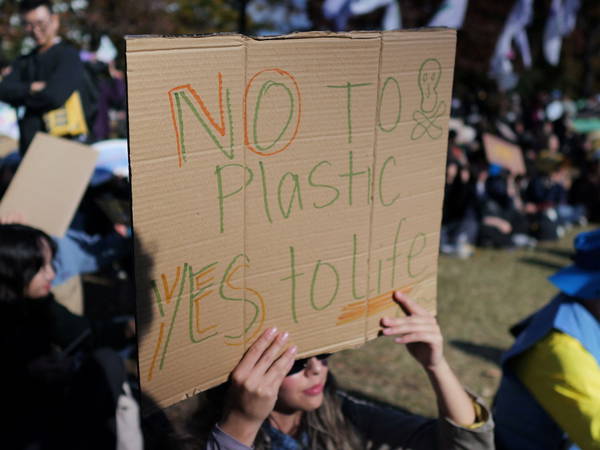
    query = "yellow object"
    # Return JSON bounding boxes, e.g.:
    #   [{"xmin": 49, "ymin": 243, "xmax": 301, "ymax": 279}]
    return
[
  {"xmin": 515, "ymin": 331, "xmax": 600, "ymax": 450},
  {"xmin": 463, "ymin": 399, "xmax": 488, "ymax": 430},
  {"xmin": 43, "ymin": 91, "xmax": 88, "ymax": 137}
]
